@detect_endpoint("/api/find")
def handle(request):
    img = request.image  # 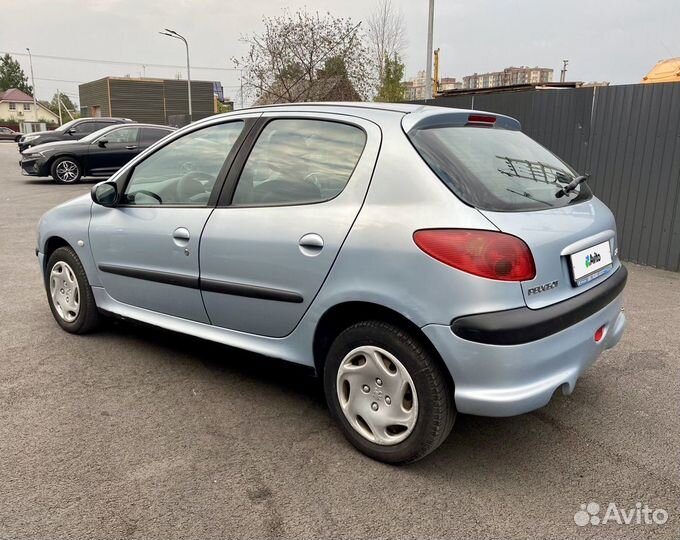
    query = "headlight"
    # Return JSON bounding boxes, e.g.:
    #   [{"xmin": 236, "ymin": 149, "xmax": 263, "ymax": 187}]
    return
[
  {"xmin": 22, "ymin": 152, "xmax": 43, "ymax": 159},
  {"xmin": 22, "ymin": 135, "xmax": 40, "ymax": 142}
]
